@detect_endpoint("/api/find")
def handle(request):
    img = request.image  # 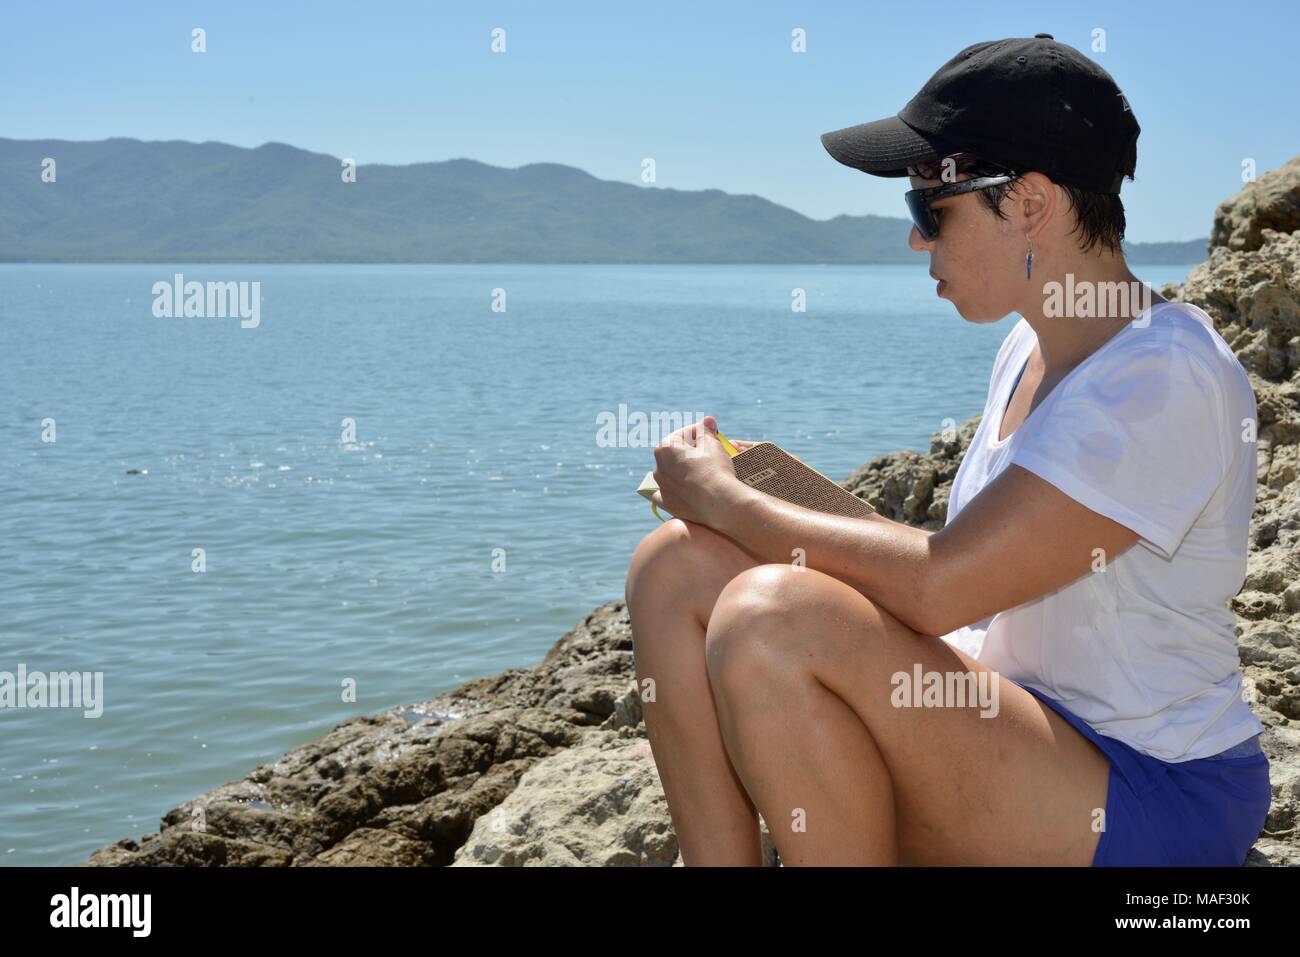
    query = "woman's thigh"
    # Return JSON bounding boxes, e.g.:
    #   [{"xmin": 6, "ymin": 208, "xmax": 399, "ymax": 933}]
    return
[
  {"xmin": 711, "ymin": 564, "xmax": 1112, "ymax": 866},
  {"xmin": 885, "ymin": 645, "xmax": 1112, "ymax": 866}
]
